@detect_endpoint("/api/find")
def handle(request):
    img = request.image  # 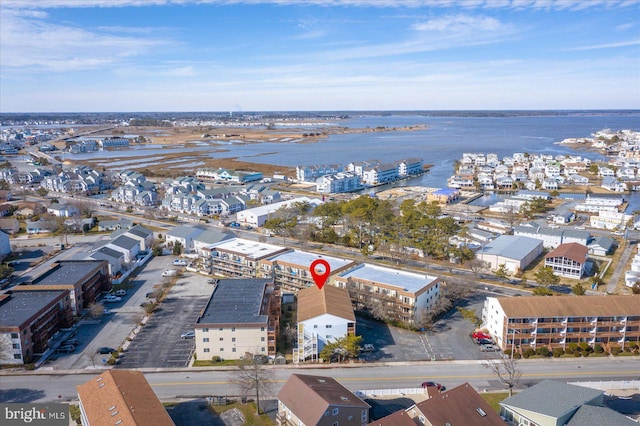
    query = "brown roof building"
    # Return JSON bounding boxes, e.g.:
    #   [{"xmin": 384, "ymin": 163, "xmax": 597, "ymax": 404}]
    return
[
  {"xmin": 544, "ymin": 242, "xmax": 589, "ymax": 279},
  {"xmin": 295, "ymin": 285, "xmax": 355, "ymax": 363},
  {"xmin": 367, "ymin": 410, "xmax": 416, "ymax": 426},
  {"xmin": 277, "ymin": 374, "xmax": 370, "ymax": 426},
  {"xmin": 408, "ymin": 383, "xmax": 504, "ymax": 425},
  {"xmin": 483, "ymin": 295, "xmax": 640, "ymax": 353},
  {"xmin": 77, "ymin": 370, "xmax": 174, "ymax": 426}
]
